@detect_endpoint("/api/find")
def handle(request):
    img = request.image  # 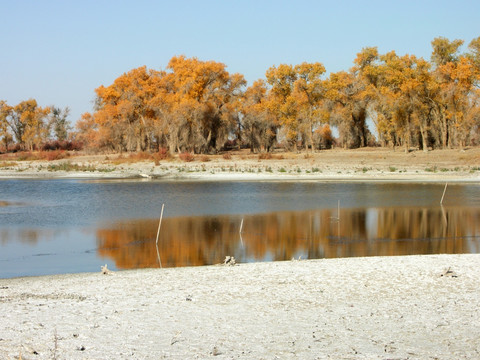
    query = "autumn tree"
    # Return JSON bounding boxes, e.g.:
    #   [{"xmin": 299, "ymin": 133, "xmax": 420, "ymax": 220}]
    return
[
  {"xmin": 466, "ymin": 36, "xmax": 480, "ymax": 74},
  {"xmin": 325, "ymin": 47, "xmax": 378, "ymax": 148},
  {"xmin": 3, "ymin": 99, "xmax": 50, "ymax": 151},
  {"xmin": 265, "ymin": 62, "xmax": 327, "ymax": 151},
  {"xmin": 265, "ymin": 64, "xmax": 298, "ymax": 149},
  {"xmin": 408, "ymin": 58, "xmax": 440, "ymax": 151},
  {"xmin": 374, "ymin": 52, "xmax": 429, "ymax": 152},
  {"xmin": 0, "ymin": 101, "xmax": 13, "ymax": 150},
  {"xmin": 94, "ymin": 66, "xmax": 164, "ymax": 152},
  {"xmin": 0, "ymin": 100, "xmax": 72, "ymax": 151},
  {"xmin": 92, "ymin": 57, "xmax": 246, "ymax": 154},
  {"xmin": 241, "ymin": 80, "xmax": 277, "ymax": 152},
  {"xmin": 436, "ymin": 57, "xmax": 478, "ymax": 147},
  {"xmin": 431, "ymin": 37, "xmax": 464, "ymax": 67},
  {"xmin": 163, "ymin": 56, "xmax": 246, "ymax": 153},
  {"xmin": 292, "ymin": 62, "xmax": 328, "ymax": 152},
  {"xmin": 430, "ymin": 37, "xmax": 480, "ymax": 148},
  {"xmin": 74, "ymin": 112, "xmax": 98, "ymax": 150}
]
